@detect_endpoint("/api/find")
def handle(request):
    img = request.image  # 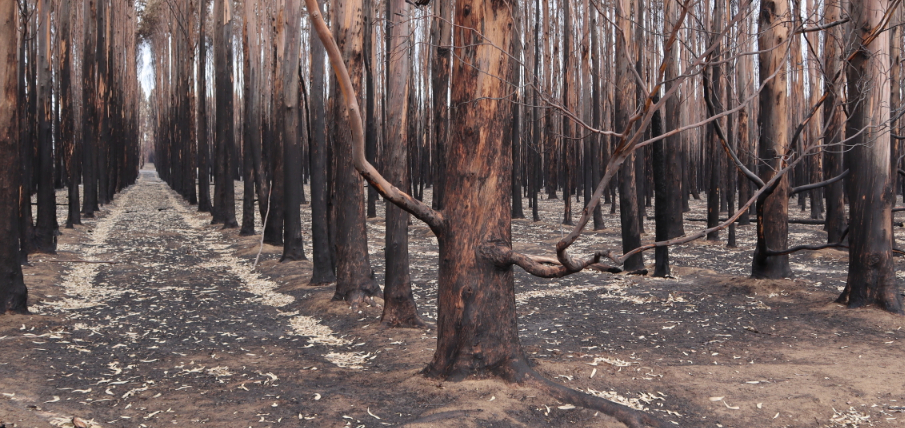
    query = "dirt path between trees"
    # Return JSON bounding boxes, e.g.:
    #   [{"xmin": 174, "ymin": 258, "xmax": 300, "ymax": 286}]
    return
[{"xmin": 2, "ymin": 168, "xmax": 905, "ymax": 427}]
